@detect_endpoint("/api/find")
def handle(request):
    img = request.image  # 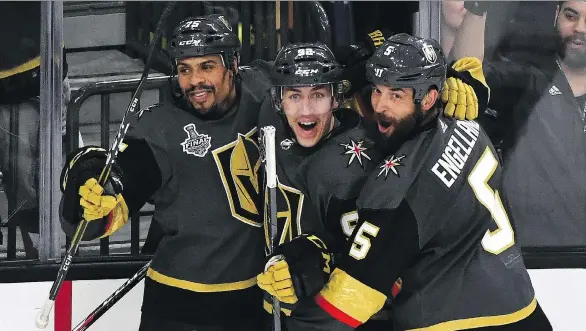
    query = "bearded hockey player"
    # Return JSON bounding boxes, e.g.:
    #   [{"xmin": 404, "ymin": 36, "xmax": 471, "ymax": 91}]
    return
[
  {"xmin": 59, "ymin": 15, "xmax": 273, "ymax": 330},
  {"xmin": 256, "ymin": 39, "xmax": 490, "ymax": 330},
  {"xmin": 277, "ymin": 34, "xmax": 552, "ymax": 331}
]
